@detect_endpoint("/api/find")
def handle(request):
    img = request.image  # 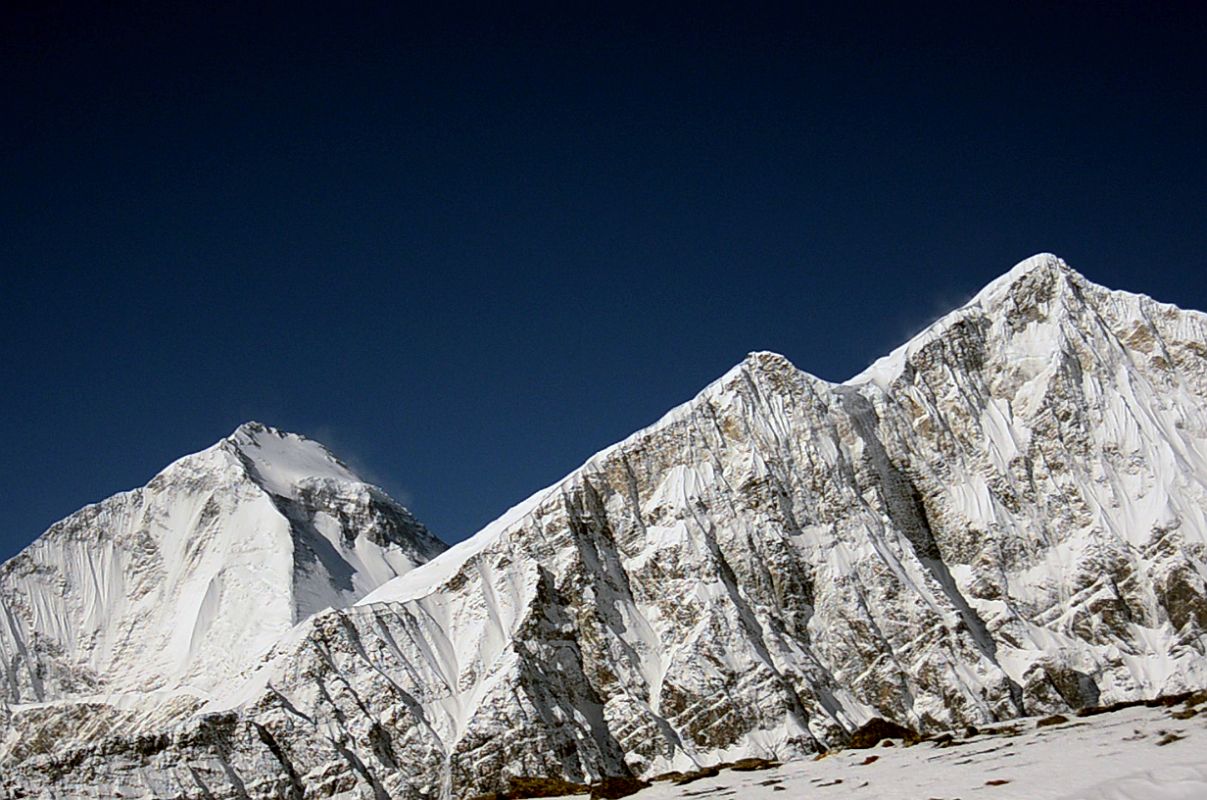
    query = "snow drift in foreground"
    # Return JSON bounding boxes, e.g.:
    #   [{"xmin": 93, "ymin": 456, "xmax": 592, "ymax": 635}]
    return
[
  {"xmin": 544, "ymin": 697, "xmax": 1207, "ymax": 800},
  {"xmin": 3, "ymin": 254, "xmax": 1207, "ymax": 799}
]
